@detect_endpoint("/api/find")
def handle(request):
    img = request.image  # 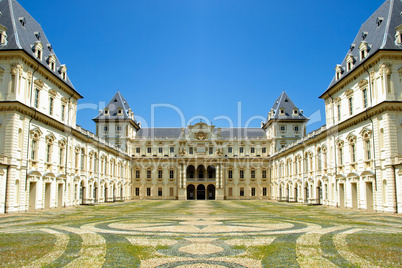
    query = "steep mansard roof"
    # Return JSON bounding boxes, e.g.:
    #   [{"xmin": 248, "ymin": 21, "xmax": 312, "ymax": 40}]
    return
[
  {"xmin": 0, "ymin": 0, "xmax": 80, "ymax": 96},
  {"xmin": 93, "ymin": 91, "xmax": 138, "ymax": 123},
  {"xmin": 322, "ymin": 0, "xmax": 402, "ymax": 97},
  {"xmin": 264, "ymin": 91, "xmax": 308, "ymax": 124},
  {"xmin": 136, "ymin": 127, "xmax": 266, "ymax": 140}
]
